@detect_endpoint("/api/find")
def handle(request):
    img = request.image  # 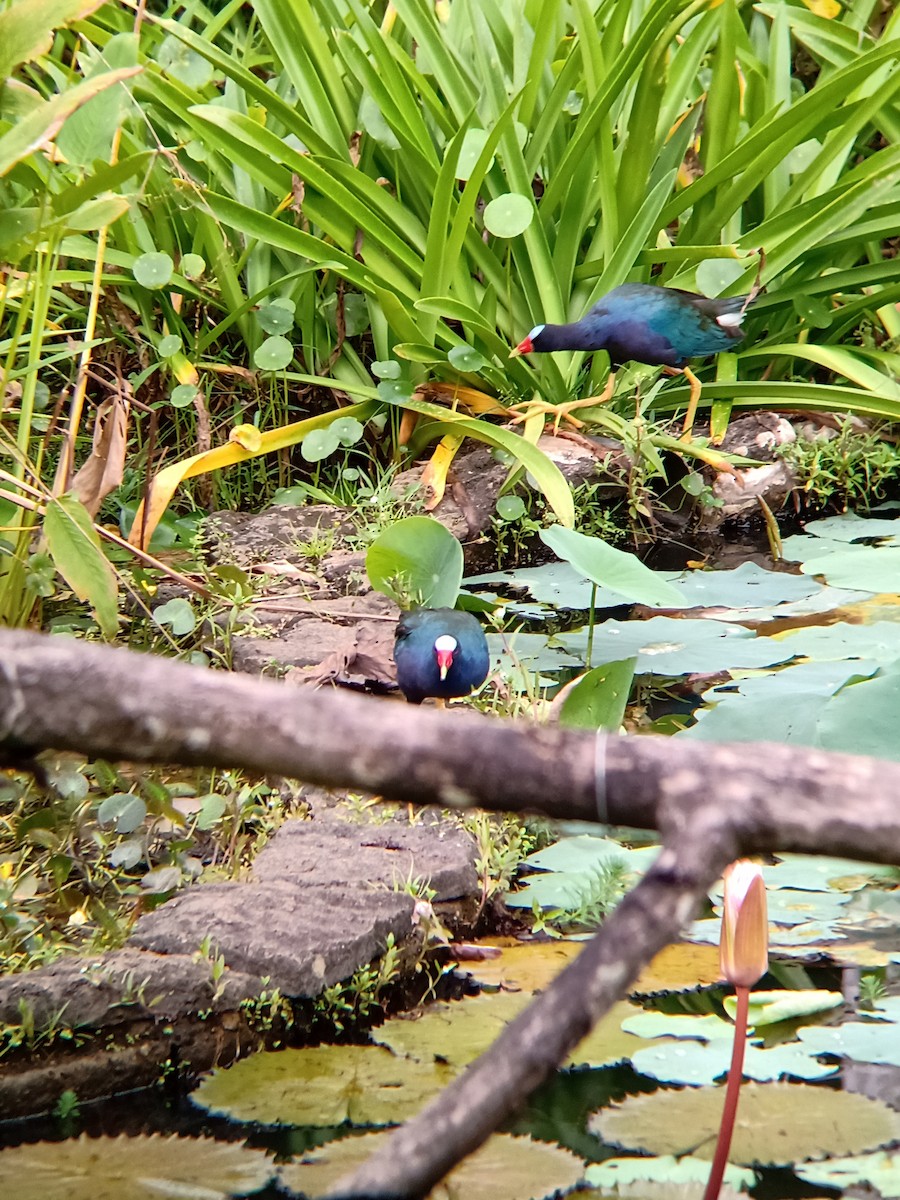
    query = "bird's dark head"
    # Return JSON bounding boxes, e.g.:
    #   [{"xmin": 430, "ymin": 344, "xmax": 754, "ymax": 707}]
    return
[
  {"xmin": 433, "ymin": 633, "xmax": 457, "ymax": 680},
  {"xmin": 509, "ymin": 324, "xmax": 546, "ymax": 357}
]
